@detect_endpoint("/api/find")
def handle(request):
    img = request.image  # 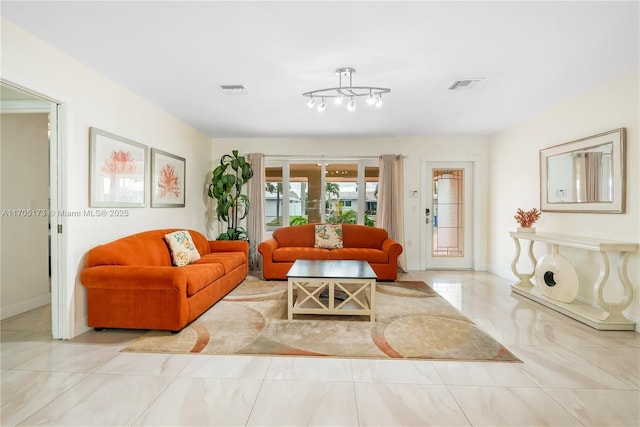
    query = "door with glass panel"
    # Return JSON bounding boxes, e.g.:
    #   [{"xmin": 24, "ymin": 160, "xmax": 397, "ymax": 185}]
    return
[{"xmin": 423, "ymin": 162, "xmax": 473, "ymax": 269}]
